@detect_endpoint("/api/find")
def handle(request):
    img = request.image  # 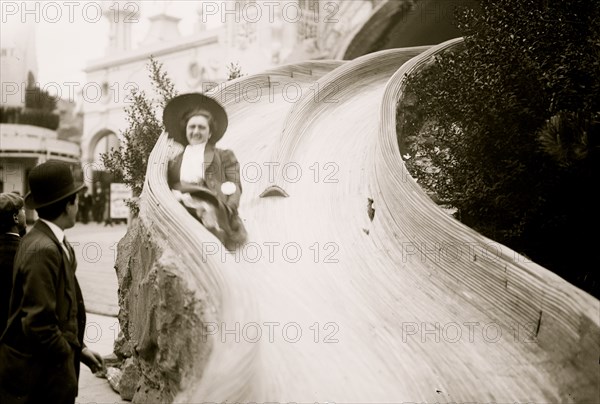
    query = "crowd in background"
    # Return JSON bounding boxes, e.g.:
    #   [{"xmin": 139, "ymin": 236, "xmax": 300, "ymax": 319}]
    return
[{"xmin": 76, "ymin": 183, "xmax": 111, "ymax": 225}]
